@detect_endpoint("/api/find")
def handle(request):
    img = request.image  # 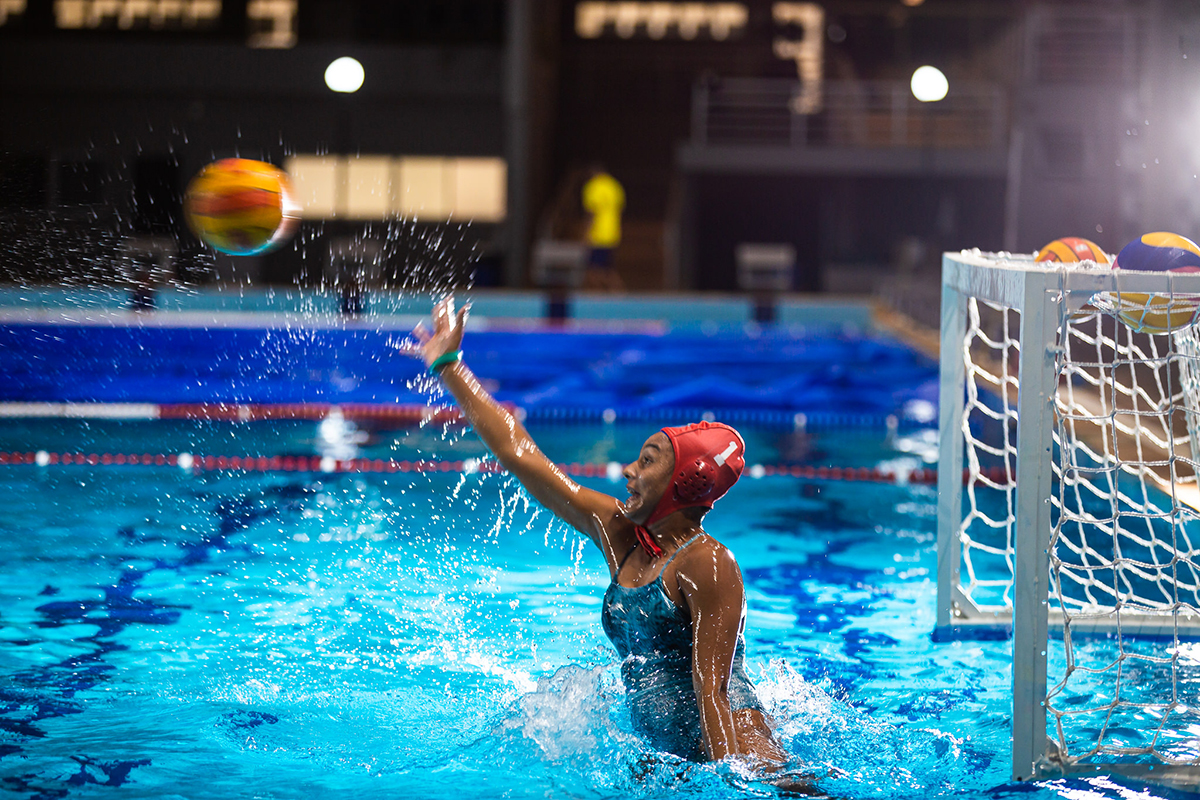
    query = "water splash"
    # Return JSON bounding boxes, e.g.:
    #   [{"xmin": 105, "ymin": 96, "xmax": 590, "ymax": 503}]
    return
[{"xmin": 755, "ymin": 660, "xmax": 1004, "ymax": 798}]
